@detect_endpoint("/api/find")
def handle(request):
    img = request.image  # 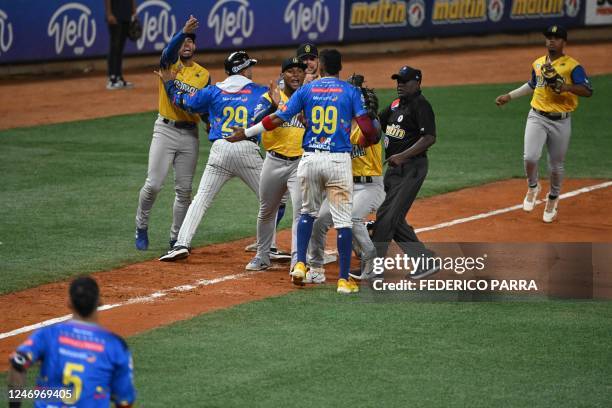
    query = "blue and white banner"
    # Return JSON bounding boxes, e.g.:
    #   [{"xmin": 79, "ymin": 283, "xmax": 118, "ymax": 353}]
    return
[
  {"xmin": 0, "ymin": 0, "xmax": 344, "ymax": 64},
  {"xmin": 0, "ymin": 0, "xmax": 594, "ymax": 65}
]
